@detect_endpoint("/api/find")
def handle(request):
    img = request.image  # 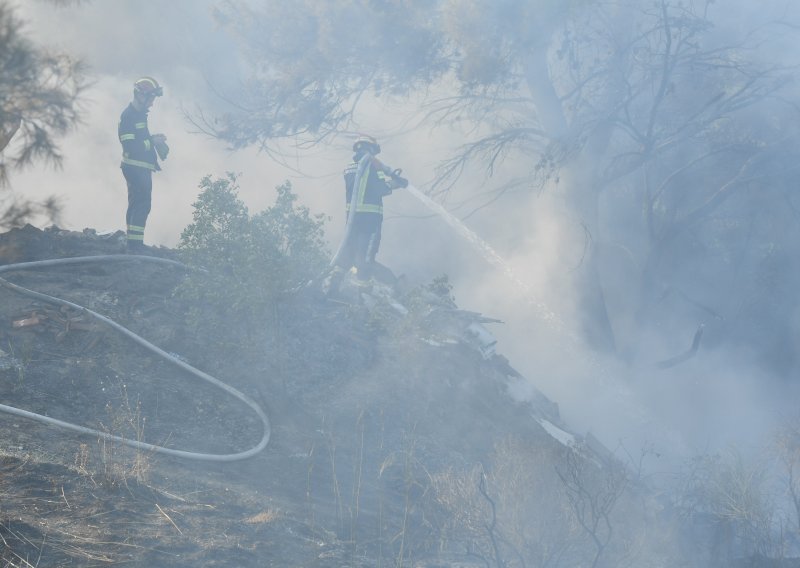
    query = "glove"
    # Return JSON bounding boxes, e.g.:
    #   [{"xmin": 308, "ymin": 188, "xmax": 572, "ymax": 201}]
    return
[
  {"xmin": 151, "ymin": 133, "xmax": 169, "ymax": 160},
  {"xmin": 391, "ymin": 168, "xmax": 408, "ymax": 189}
]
